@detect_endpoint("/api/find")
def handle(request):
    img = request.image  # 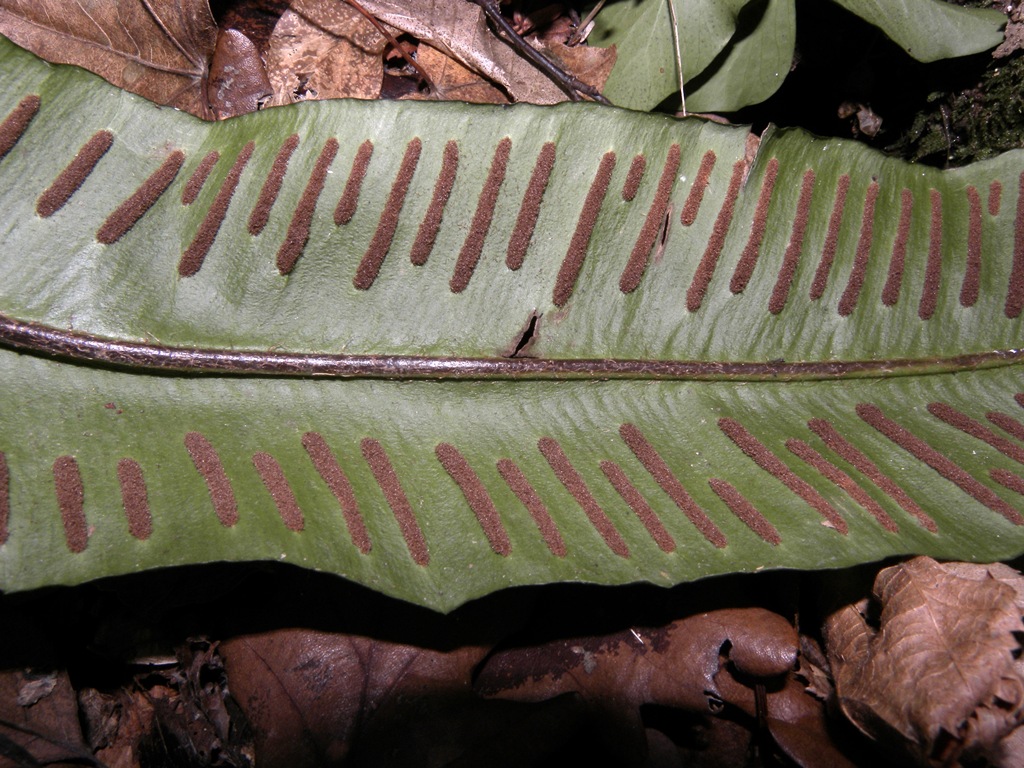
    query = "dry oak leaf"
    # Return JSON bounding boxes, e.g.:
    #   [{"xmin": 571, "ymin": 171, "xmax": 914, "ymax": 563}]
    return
[
  {"xmin": 824, "ymin": 556, "xmax": 1024, "ymax": 766},
  {"xmin": 0, "ymin": 0, "xmax": 217, "ymax": 119},
  {"xmin": 264, "ymin": 0, "xmax": 385, "ymax": 107}
]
